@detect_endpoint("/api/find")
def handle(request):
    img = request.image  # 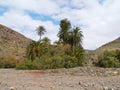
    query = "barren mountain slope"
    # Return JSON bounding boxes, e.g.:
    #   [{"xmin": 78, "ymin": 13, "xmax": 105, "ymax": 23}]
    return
[
  {"xmin": 93, "ymin": 37, "xmax": 120, "ymax": 55},
  {"xmin": 0, "ymin": 24, "xmax": 31, "ymax": 59}
]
